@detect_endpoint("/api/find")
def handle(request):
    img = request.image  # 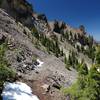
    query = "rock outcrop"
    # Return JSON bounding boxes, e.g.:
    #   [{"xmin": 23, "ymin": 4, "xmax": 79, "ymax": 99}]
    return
[
  {"xmin": 33, "ymin": 13, "xmax": 51, "ymax": 34},
  {"xmin": 0, "ymin": 0, "xmax": 34, "ymax": 27}
]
